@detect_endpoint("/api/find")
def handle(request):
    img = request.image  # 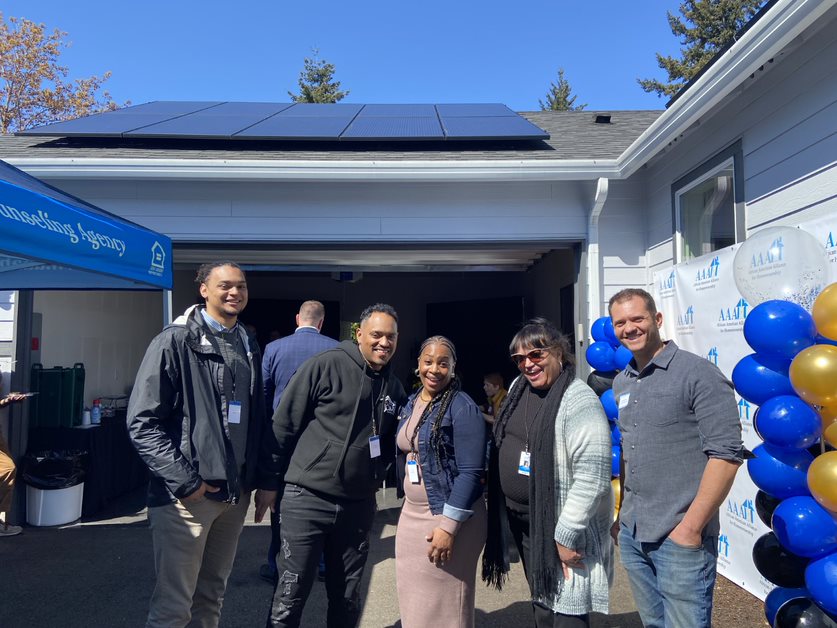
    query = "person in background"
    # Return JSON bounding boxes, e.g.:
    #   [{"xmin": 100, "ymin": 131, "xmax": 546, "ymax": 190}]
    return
[
  {"xmin": 483, "ymin": 318, "xmax": 613, "ymax": 627},
  {"xmin": 609, "ymin": 288, "xmax": 741, "ymax": 628},
  {"xmin": 259, "ymin": 300, "xmax": 338, "ymax": 583},
  {"xmin": 0, "ymin": 391, "xmax": 27, "ymax": 537},
  {"xmin": 267, "ymin": 304, "xmax": 406, "ymax": 628},
  {"xmin": 128, "ymin": 261, "xmax": 280, "ymax": 628},
  {"xmin": 395, "ymin": 336, "xmax": 487, "ymax": 628},
  {"xmin": 482, "ymin": 372, "xmax": 508, "ymax": 424}
]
